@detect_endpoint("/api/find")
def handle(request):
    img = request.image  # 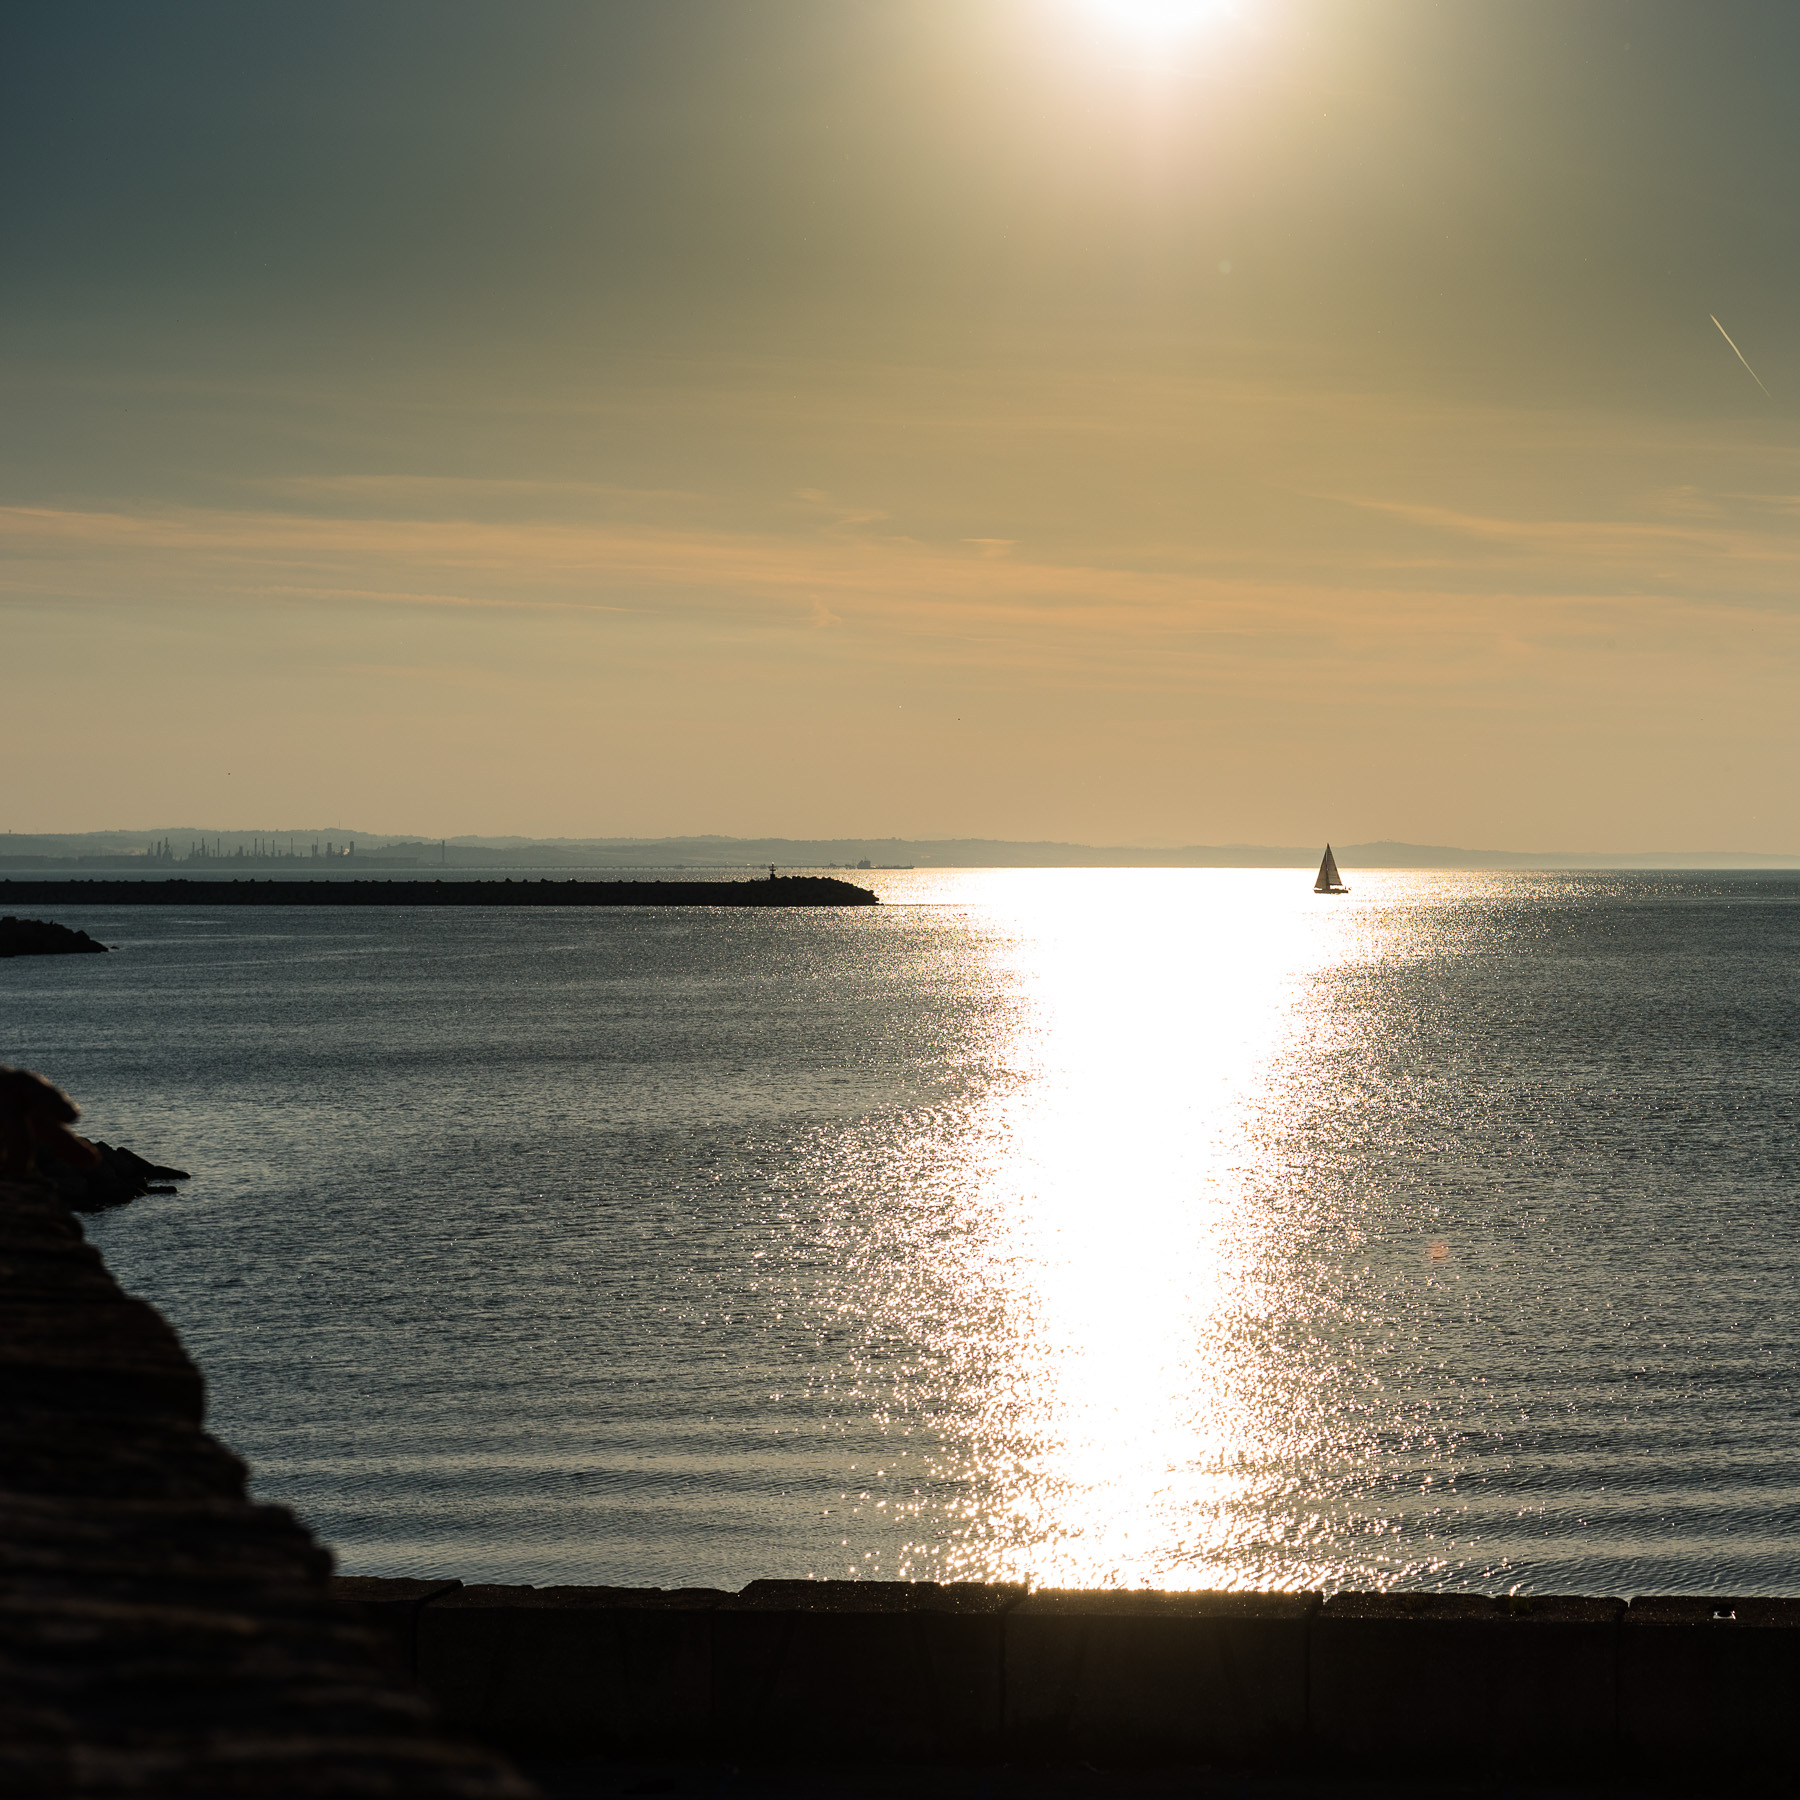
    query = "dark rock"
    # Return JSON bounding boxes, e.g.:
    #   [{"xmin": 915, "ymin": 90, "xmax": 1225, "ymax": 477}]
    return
[
  {"xmin": 41, "ymin": 1141, "xmax": 192, "ymax": 1213},
  {"xmin": 0, "ymin": 1066, "xmax": 100, "ymax": 1179},
  {"xmin": 2, "ymin": 1068, "xmax": 185, "ymax": 1214},
  {"xmin": 0, "ymin": 1167, "xmax": 539, "ymax": 1797},
  {"xmin": 0, "ymin": 915, "xmax": 109, "ymax": 956}
]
